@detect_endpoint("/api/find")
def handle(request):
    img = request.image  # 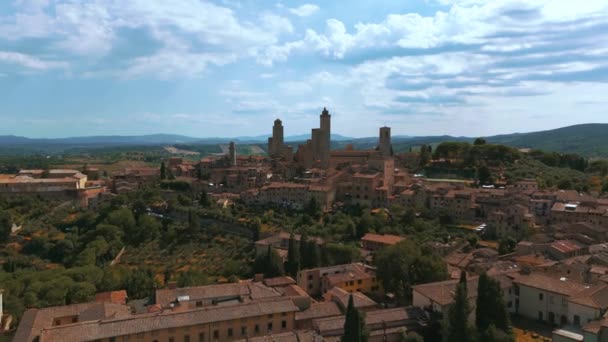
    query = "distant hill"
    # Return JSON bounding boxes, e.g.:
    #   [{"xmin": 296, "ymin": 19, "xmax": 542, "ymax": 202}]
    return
[
  {"xmin": 0, "ymin": 124, "xmax": 606, "ymax": 157},
  {"xmin": 486, "ymin": 124, "xmax": 608, "ymax": 158}
]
